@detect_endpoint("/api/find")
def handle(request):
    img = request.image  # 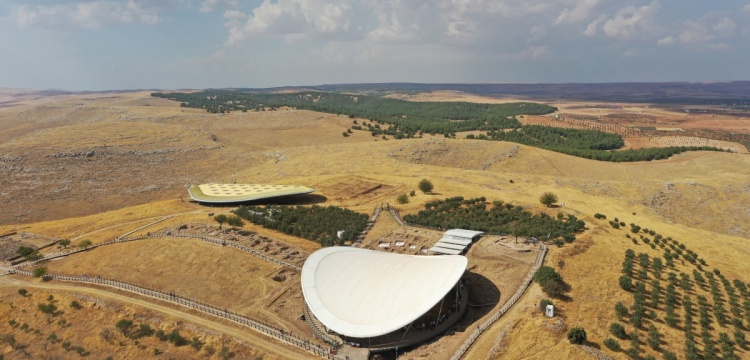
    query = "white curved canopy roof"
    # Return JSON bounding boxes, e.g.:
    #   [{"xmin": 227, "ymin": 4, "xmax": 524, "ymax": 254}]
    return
[
  {"xmin": 187, "ymin": 183, "xmax": 315, "ymax": 203},
  {"xmin": 301, "ymin": 247, "xmax": 467, "ymax": 338}
]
